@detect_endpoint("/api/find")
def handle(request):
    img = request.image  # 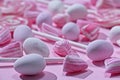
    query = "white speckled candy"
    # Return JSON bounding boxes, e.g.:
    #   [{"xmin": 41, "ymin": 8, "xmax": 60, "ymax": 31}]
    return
[
  {"xmin": 109, "ymin": 26, "xmax": 120, "ymax": 45},
  {"xmin": 66, "ymin": 4, "xmax": 88, "ymax": 21},
  {"xmin": 14, "ymin": 54, "xmax": 46, "ymax": 75},
  {"xmin": 23, "ymin": 37, "xmax": 50, "ymax": 57},
  {"xmin": 48, "ymin": 0, "xmax": 64, "ymax": 14},
  {"xmin": 36, "ymin": 11, "xmax": 52, "ymax": 28},
  {"xmin": 63, "ymin": 54, "xmax": 88, "ymax": 73},
  {"xmin": 13, "ymin": 25, "xmax": 33, "ymax": 42},
  {"xmin": 87, "ymin": 40, "xmax": 114, "ymax": 61},
  {"xmin": 62, "ymin": 22, "xmax": 80, "ymax": 40},
  {"xmin": 105, "ymin": 57, "xmax": 120, "ymax": 74},
  {"xmin": 53, "ymin": 40, "xmax": 71, "ymax": 57}
]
